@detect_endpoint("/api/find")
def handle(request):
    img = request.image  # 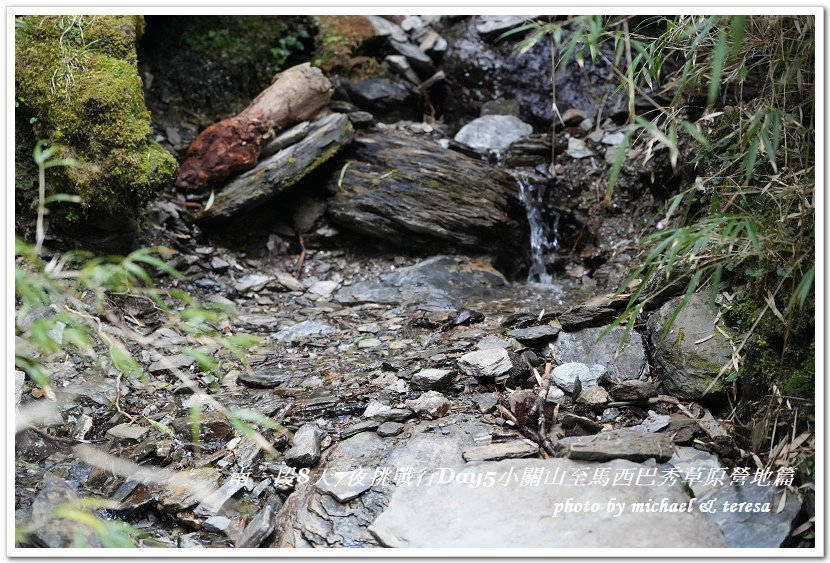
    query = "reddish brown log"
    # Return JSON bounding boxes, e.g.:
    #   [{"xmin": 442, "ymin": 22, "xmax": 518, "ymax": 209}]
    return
[{"xmin": 175, "ymin": 63, "xmax": 333, "ymax": 191}]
